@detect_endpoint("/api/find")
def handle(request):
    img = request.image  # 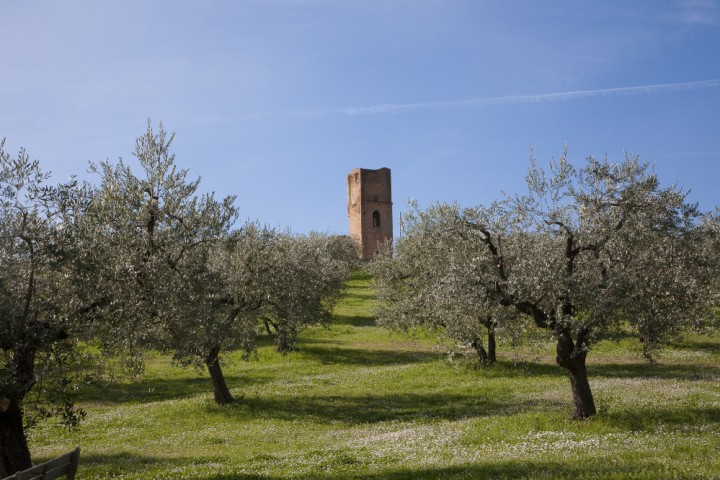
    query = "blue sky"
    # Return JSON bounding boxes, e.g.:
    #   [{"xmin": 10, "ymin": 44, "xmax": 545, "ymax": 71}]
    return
[{"xmin": 2, "ymin": 0, "xmax": 719, "ymax": 234}]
